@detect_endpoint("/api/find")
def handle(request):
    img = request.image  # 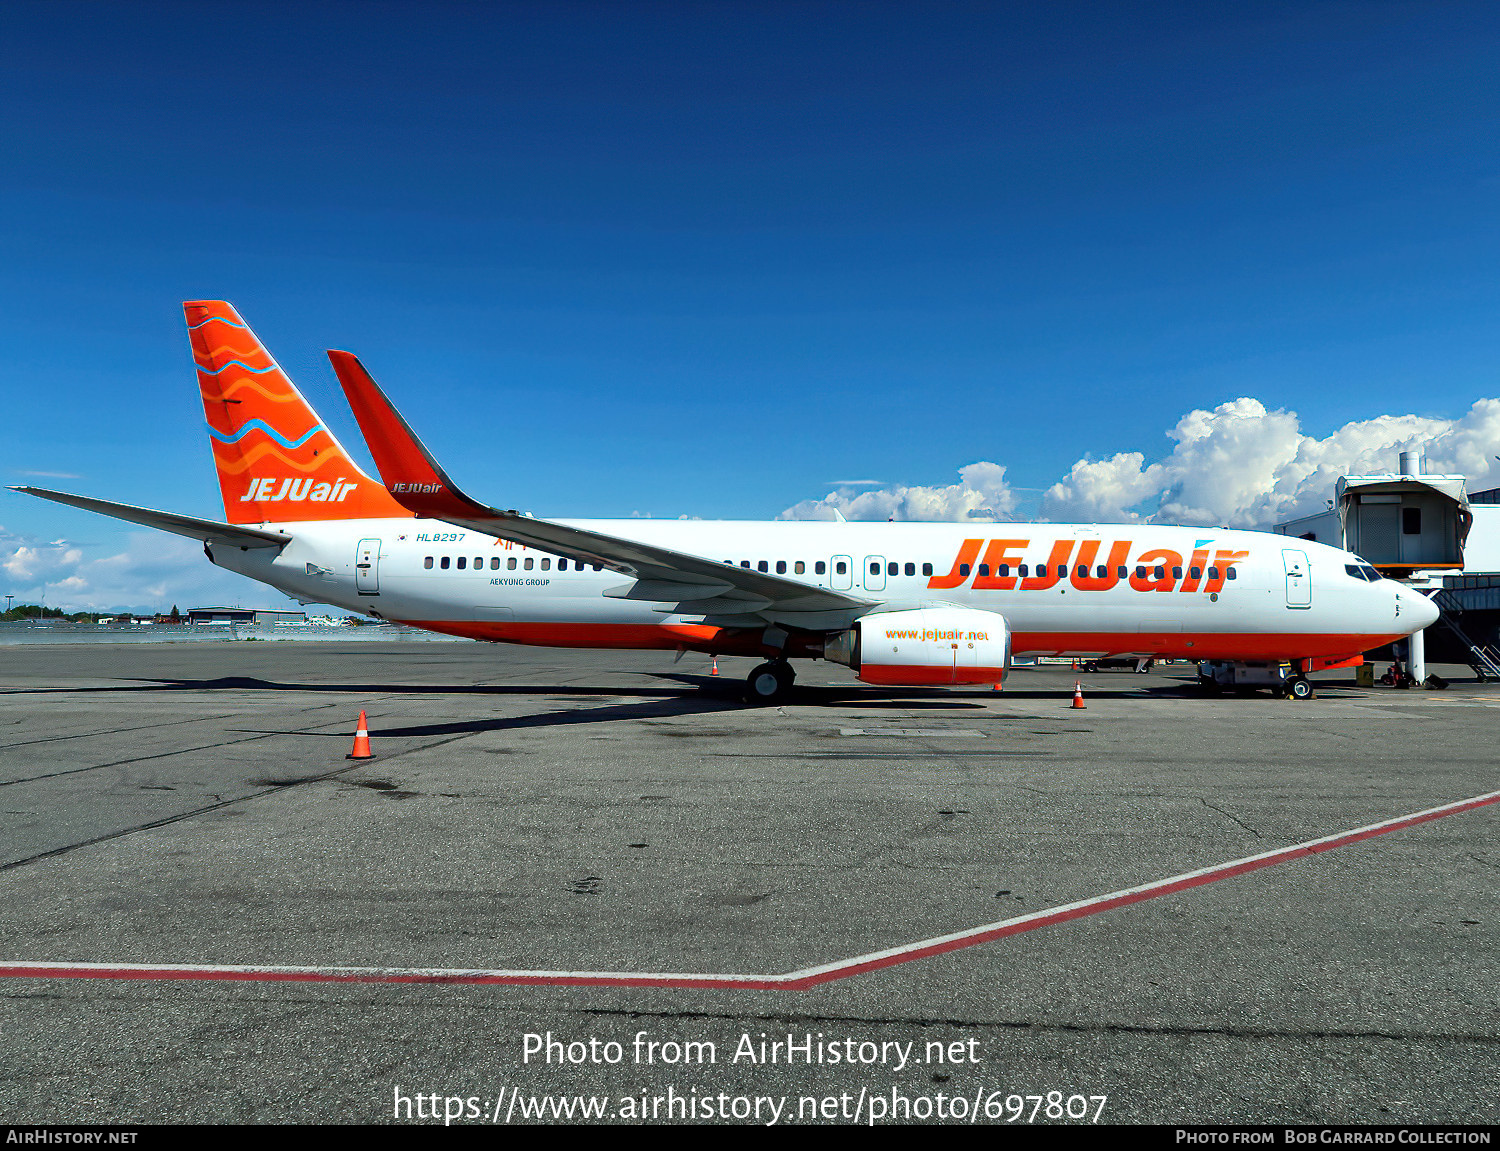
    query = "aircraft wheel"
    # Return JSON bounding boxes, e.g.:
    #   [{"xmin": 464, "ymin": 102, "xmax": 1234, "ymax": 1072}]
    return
[
  {"xmin": 746, "ymin": 661, "xmax": 795, "ymax": 705},
  {"xmin": 1287, "ymin": 676, "xmax": 1314, "ymax": 701}
]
